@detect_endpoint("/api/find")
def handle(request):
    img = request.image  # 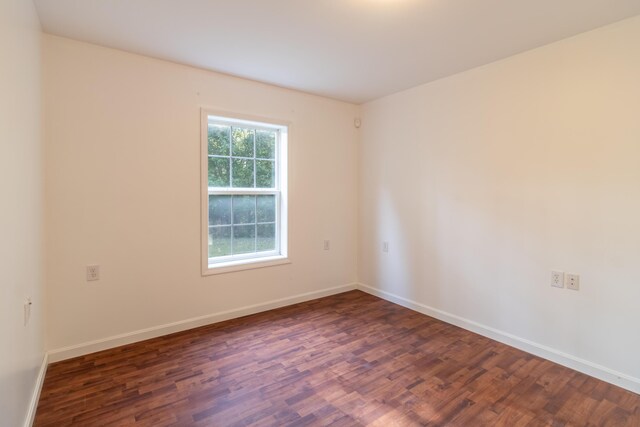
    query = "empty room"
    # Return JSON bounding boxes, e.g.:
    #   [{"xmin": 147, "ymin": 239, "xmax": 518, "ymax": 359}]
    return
[{"xmin": 2, "ymin": 0, "xmax": 640, "ymax": 426}]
